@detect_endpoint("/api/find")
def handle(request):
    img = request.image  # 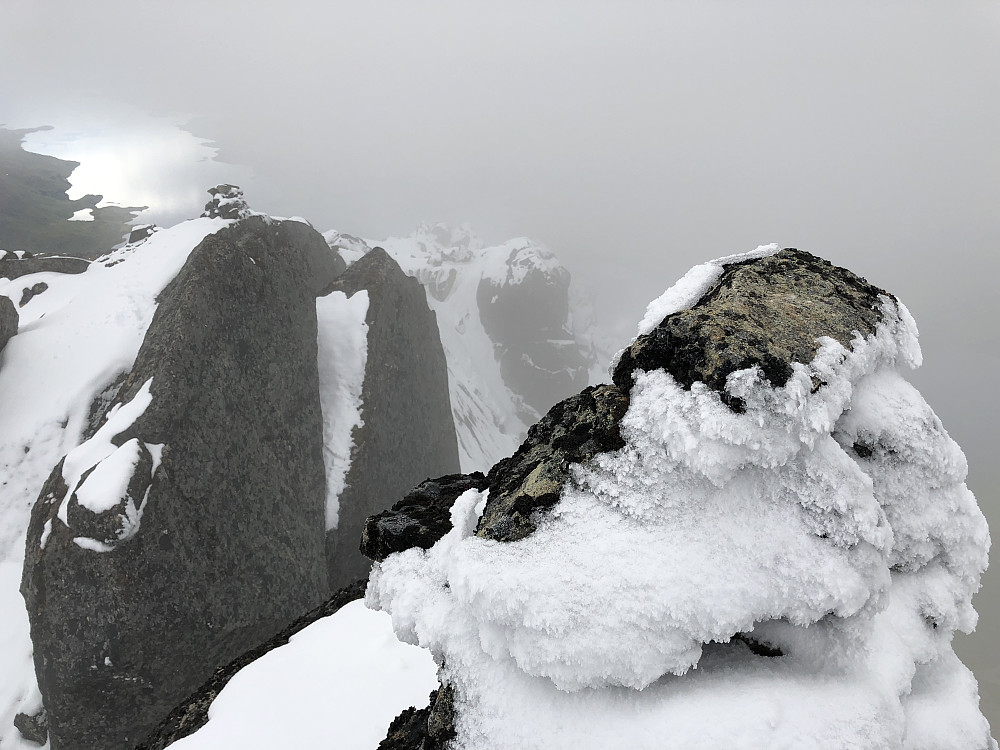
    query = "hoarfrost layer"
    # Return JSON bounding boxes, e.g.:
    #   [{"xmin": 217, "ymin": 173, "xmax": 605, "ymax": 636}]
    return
[{"xmin": 369, "ymin": 256, "xmax": 992, "ymax": 749}]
